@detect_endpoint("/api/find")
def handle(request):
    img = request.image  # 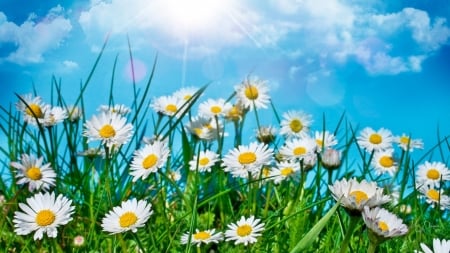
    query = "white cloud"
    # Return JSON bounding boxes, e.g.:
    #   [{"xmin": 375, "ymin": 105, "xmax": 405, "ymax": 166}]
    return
[
  {"xmin": 63, "ymin": 60, "xmax": 79, "ymax": 69},
  {"xmin": 0, "ymin": 5, "xmax": 72, "ymax": 64}
]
